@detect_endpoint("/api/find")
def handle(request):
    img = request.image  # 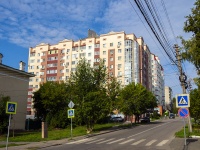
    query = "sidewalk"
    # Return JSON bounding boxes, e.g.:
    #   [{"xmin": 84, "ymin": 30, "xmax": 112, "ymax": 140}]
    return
[{"xmin": 0, "ymin": 124, "xmax": 200, "ymax": 150}]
